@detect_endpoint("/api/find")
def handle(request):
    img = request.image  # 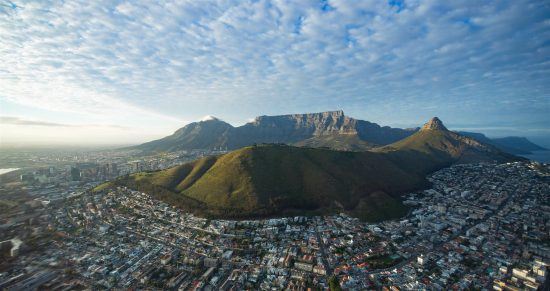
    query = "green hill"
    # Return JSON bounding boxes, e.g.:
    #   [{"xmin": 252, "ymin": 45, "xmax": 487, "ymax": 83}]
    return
[
  {"xmin": 106, "ymin": 144, "xmax": 429, "ymax": 221},
  {"xmin": 105, "ymin": 118, "xmax": 521, "ymax": 222},
  {"xmin": 376, "ymin": 117, "xmax": 519, "ymax": 169},
  {"xmin": 293, "ymin": 133, "xmax": 375, "ymax": 151}
]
